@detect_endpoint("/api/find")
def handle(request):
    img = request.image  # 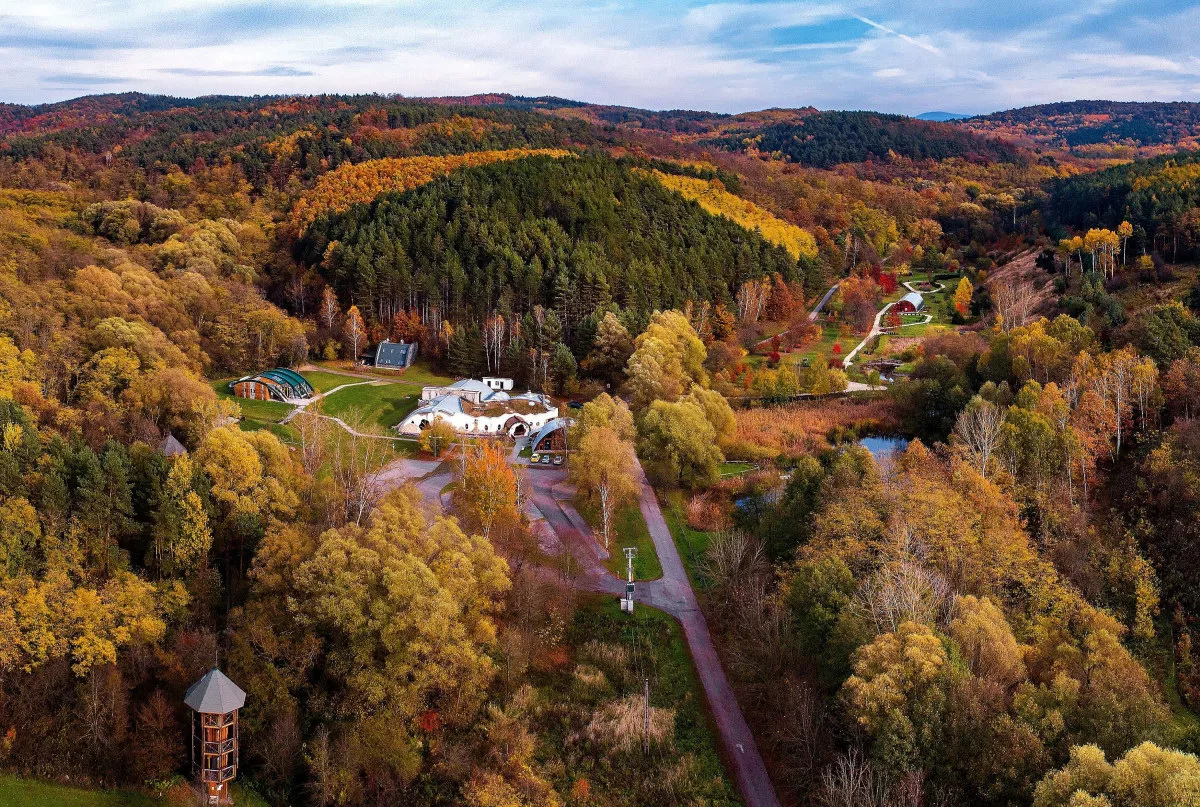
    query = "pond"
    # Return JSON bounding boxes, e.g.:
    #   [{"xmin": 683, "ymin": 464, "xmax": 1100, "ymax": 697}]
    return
[{"xmin": 857, "ymin": 435, "xmax": 910, "ymax": 459}]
